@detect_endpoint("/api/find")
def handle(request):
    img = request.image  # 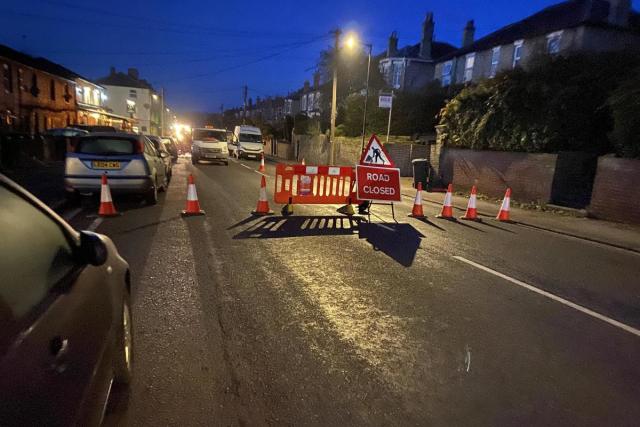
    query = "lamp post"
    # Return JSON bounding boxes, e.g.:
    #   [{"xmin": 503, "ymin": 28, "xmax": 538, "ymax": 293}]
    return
[
  {"xmin": 329, "ymin": 29, "xmax": 341, "ymax": 165},
  {"xmin": 345, "ymin": 33, "xmax": 373, "ymax": 152}
]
